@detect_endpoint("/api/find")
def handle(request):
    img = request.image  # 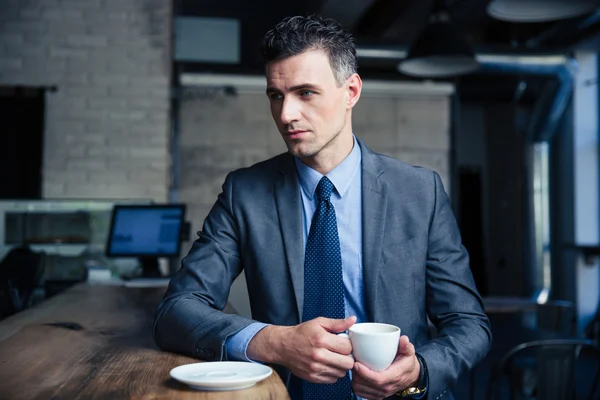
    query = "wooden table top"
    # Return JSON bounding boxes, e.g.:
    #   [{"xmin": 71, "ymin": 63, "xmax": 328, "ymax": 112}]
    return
[{"xmin": 0, "ymin": 283, "xmax": 290, "ymax": 400}]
